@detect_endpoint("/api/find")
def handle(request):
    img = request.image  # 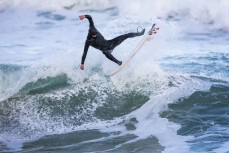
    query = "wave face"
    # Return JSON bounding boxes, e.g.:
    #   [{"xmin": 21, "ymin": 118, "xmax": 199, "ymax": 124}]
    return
[
  {"xmin": 0, "ymin": 0, "xmax": 229, "ymax": 152},
  {"xmin": 161, "ymin": 84, "xmax": 229, "ymax": 152}
]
